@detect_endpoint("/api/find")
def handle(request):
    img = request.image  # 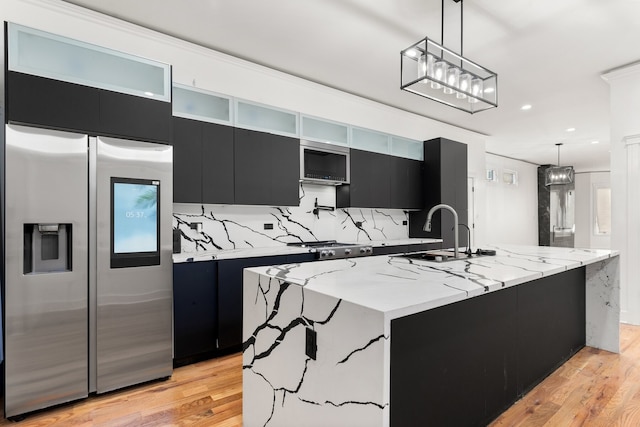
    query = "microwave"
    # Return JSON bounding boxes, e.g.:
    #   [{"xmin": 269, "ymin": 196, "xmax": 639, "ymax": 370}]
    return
[{"xmin": 300, "ymin": 140, "xmax": 350, "ymax": 186}]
